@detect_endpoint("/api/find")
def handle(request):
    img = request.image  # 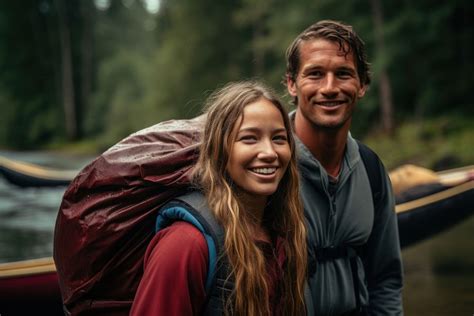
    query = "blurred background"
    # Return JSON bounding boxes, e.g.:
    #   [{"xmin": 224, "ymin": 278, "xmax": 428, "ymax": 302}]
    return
[{"xmin": 0, "ymin": 0, "xmax": 472, "ymax": 314}]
